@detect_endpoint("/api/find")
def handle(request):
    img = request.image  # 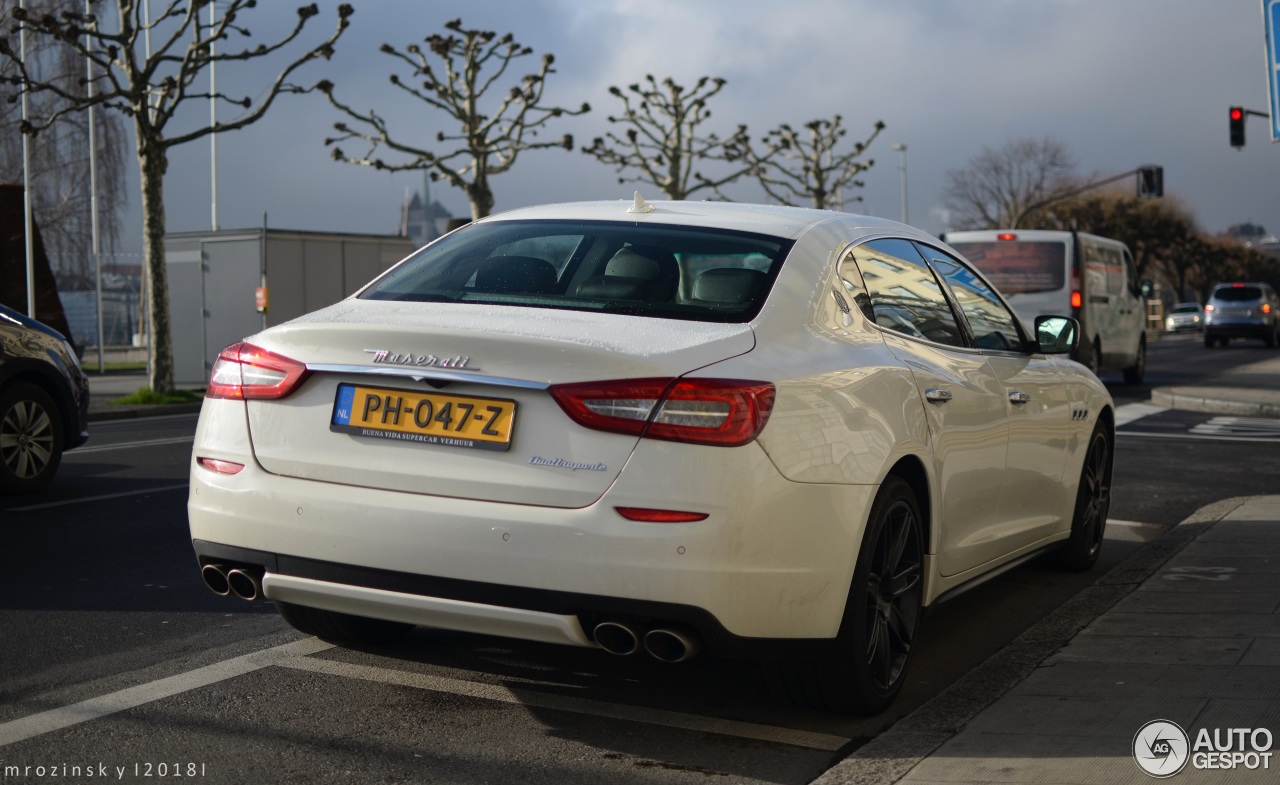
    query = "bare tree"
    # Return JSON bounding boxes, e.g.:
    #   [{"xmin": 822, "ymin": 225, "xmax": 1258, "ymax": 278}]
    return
[
  {"xmin": 321, "ymin": 18, "xmax": 588, "ymax": 221},
  {"xmin": 0, "ymin": 0, "xmax": 128, "ymax": 287},
  {"xmin": 747, "ymin": 115, "xmax": 884, "ymax": 210},
  {"xmin": 942, "ymin": 137, "xmax": 1076, "ymax": 229},
  {"xmin": 583, "ymin": 74, "xmax": 760, "ymax": 201},
  {"xmin": 1, "ymin": 1, "xmax": 353, "ymax": 393}
]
